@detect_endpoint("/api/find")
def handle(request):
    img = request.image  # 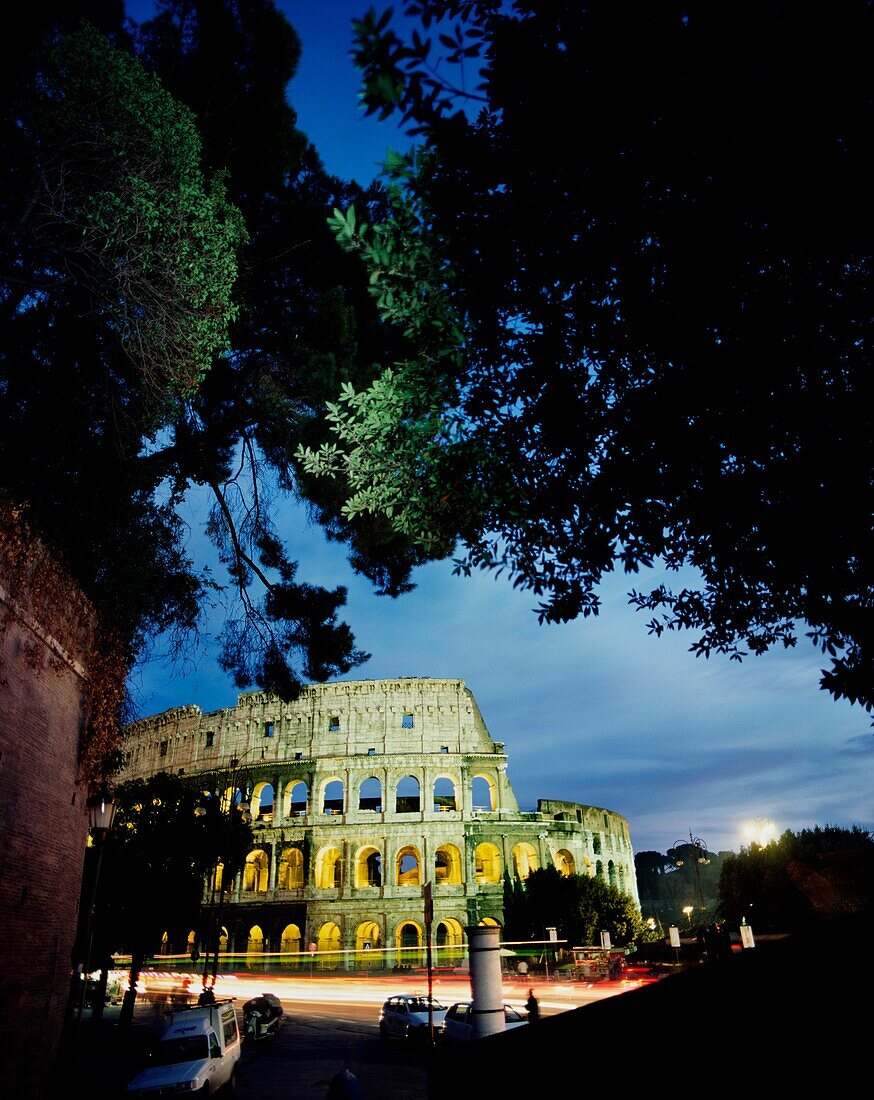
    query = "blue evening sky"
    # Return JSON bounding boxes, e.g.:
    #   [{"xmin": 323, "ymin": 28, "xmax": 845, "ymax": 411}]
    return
[{"xmin": 123, "ymin": 1, "xmax": 874, "ymax": 857}]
